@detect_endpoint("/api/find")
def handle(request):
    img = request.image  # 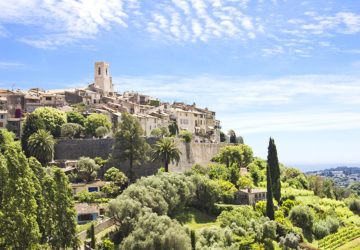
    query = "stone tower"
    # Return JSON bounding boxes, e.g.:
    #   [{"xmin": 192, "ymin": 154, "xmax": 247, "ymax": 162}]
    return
[{"xmin": 94, "ymin": 61, "xmax": 114, "ymax": 94}]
